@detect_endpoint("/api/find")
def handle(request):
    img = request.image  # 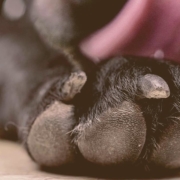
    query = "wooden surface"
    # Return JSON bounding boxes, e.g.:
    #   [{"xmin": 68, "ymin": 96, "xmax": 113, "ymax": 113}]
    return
[
  {"xmin": 0, "ymin": 140, "xmax": 180, "ymax": 180},
  {"xmin": 0, "ymin": 140, "xmax": 96, "ymax": 180}
]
